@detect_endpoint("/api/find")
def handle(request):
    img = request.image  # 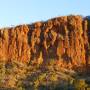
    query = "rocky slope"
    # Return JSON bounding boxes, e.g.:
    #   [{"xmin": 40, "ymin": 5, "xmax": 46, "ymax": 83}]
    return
[{"xmin": 0, "ymin": 15, "xmax": 90, "ymax": 68}]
